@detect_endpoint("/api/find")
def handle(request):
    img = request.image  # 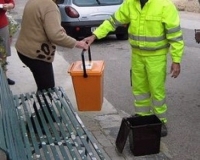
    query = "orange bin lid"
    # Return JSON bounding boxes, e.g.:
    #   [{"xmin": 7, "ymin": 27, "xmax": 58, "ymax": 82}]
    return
[{"xmin": 68, "ymin": 60, "xmax": 105, "ymax": 76}]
